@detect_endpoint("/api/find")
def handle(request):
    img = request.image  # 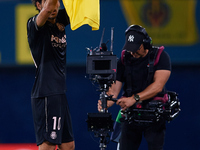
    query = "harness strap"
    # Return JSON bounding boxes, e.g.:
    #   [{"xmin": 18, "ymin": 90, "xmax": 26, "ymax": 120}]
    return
[
  {"xmin": 121, "ymin": 50, "xmax": 126, "ymax": 65},
  {"xmin": 153, "ymin": 93, "xmax": 169, "ymax": 103},
  {"xmin": 154, "ymin": 46, "xmax": 164, "ymax": 65},
  {"xmin": 146, "ymin": 46, "xmax": 164, "ymax": 86}
]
